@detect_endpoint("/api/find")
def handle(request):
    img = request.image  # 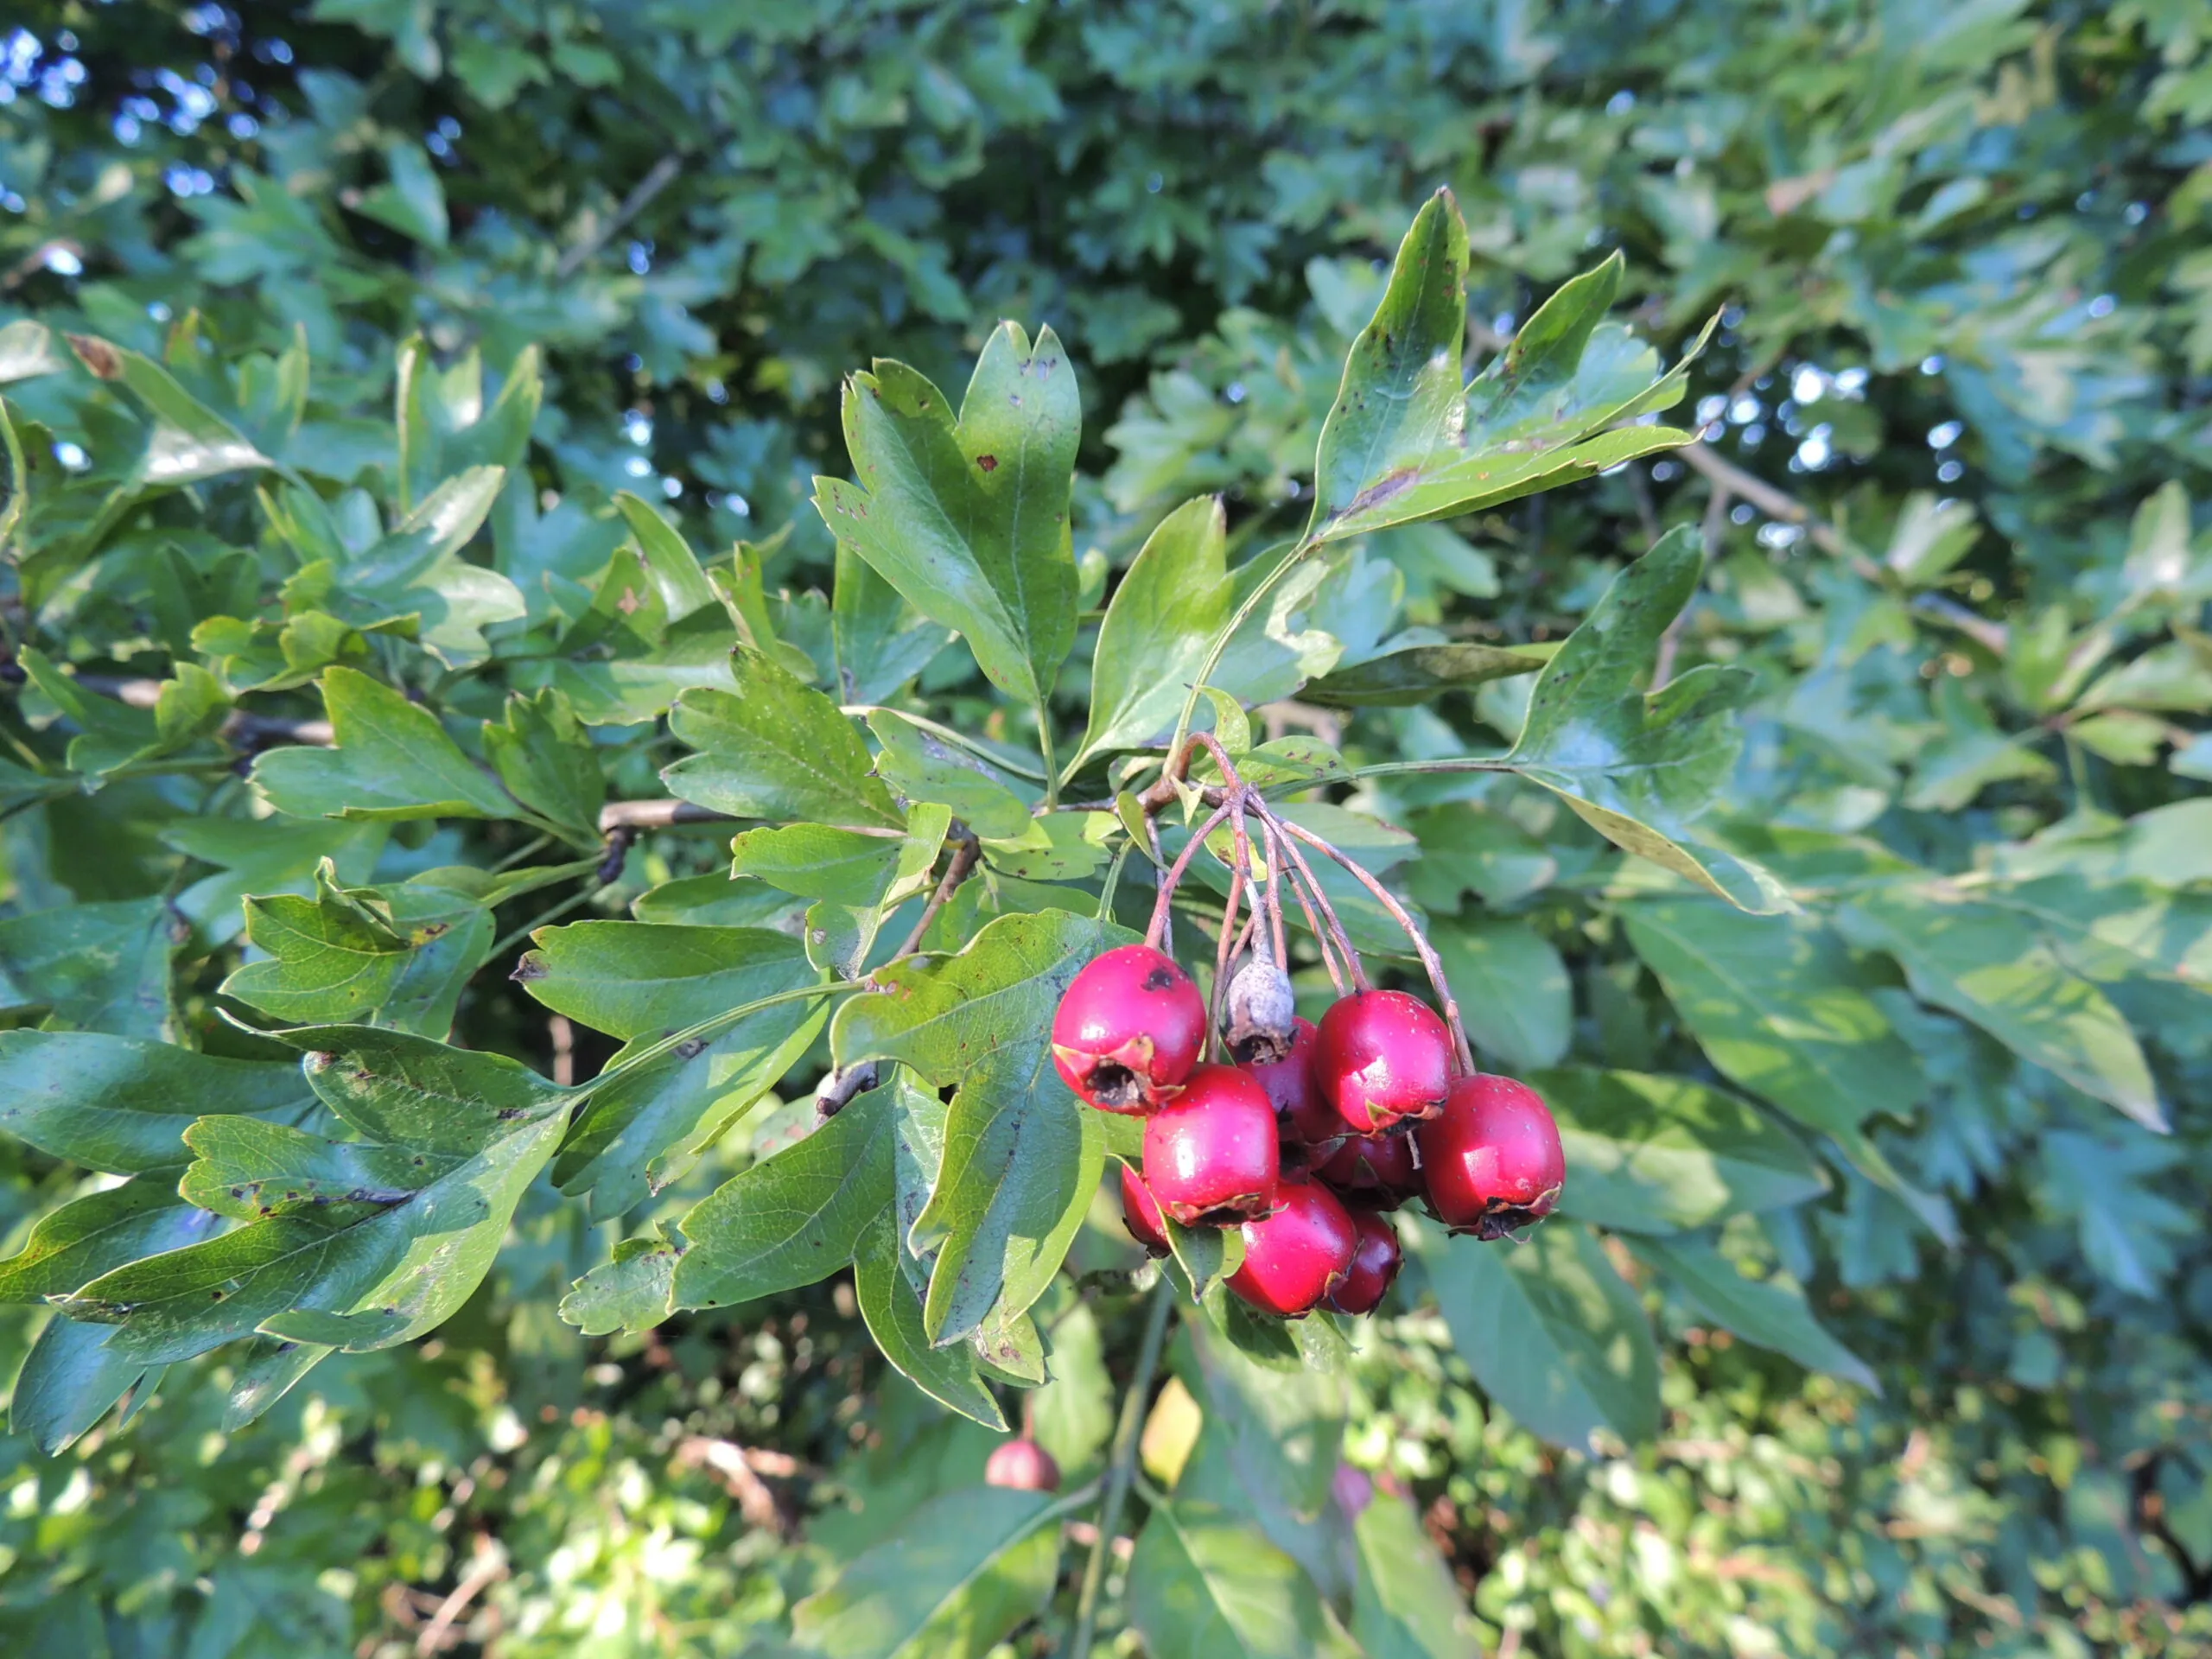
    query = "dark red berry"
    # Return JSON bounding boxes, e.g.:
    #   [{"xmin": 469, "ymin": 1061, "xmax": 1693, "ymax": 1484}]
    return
[
  {"xmin": 1119, "ymin": 1162, "xmax": 1171, "ymax": 1256},
  {"xmin": 1226, "ymin": 1176, "xmax": 1357, "ymax": 1317},
  {"xmin": 984, "ymin": 1438, "xmax": 1061, "ymax": 1491},
  {"xmin": 1248, "ymin": 1017, "xmax": 1340, "ymax": 1159},
  {"xmin": 1325, "ymin": 1207, "xmax": 1403, "ymax": 1315},
  {"xmin": 1315, "ymin": 1130, "xmax": 1421, "ymax": 1209},
  {"xmin": 1314, "ymin": 989, "xmax": 1453, "ymax": 1135},
  {"xmin": 1141, "ymin": 1065, "xmax": 1280, "ymax": 1226},
  {"xmin": 1416, "ymin": 1073, "xmax": 1566, "ymax": 1239},
  {"xmin": 1052, "ymin": 944, "xmax": 1206, "ymax": 1114}
]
